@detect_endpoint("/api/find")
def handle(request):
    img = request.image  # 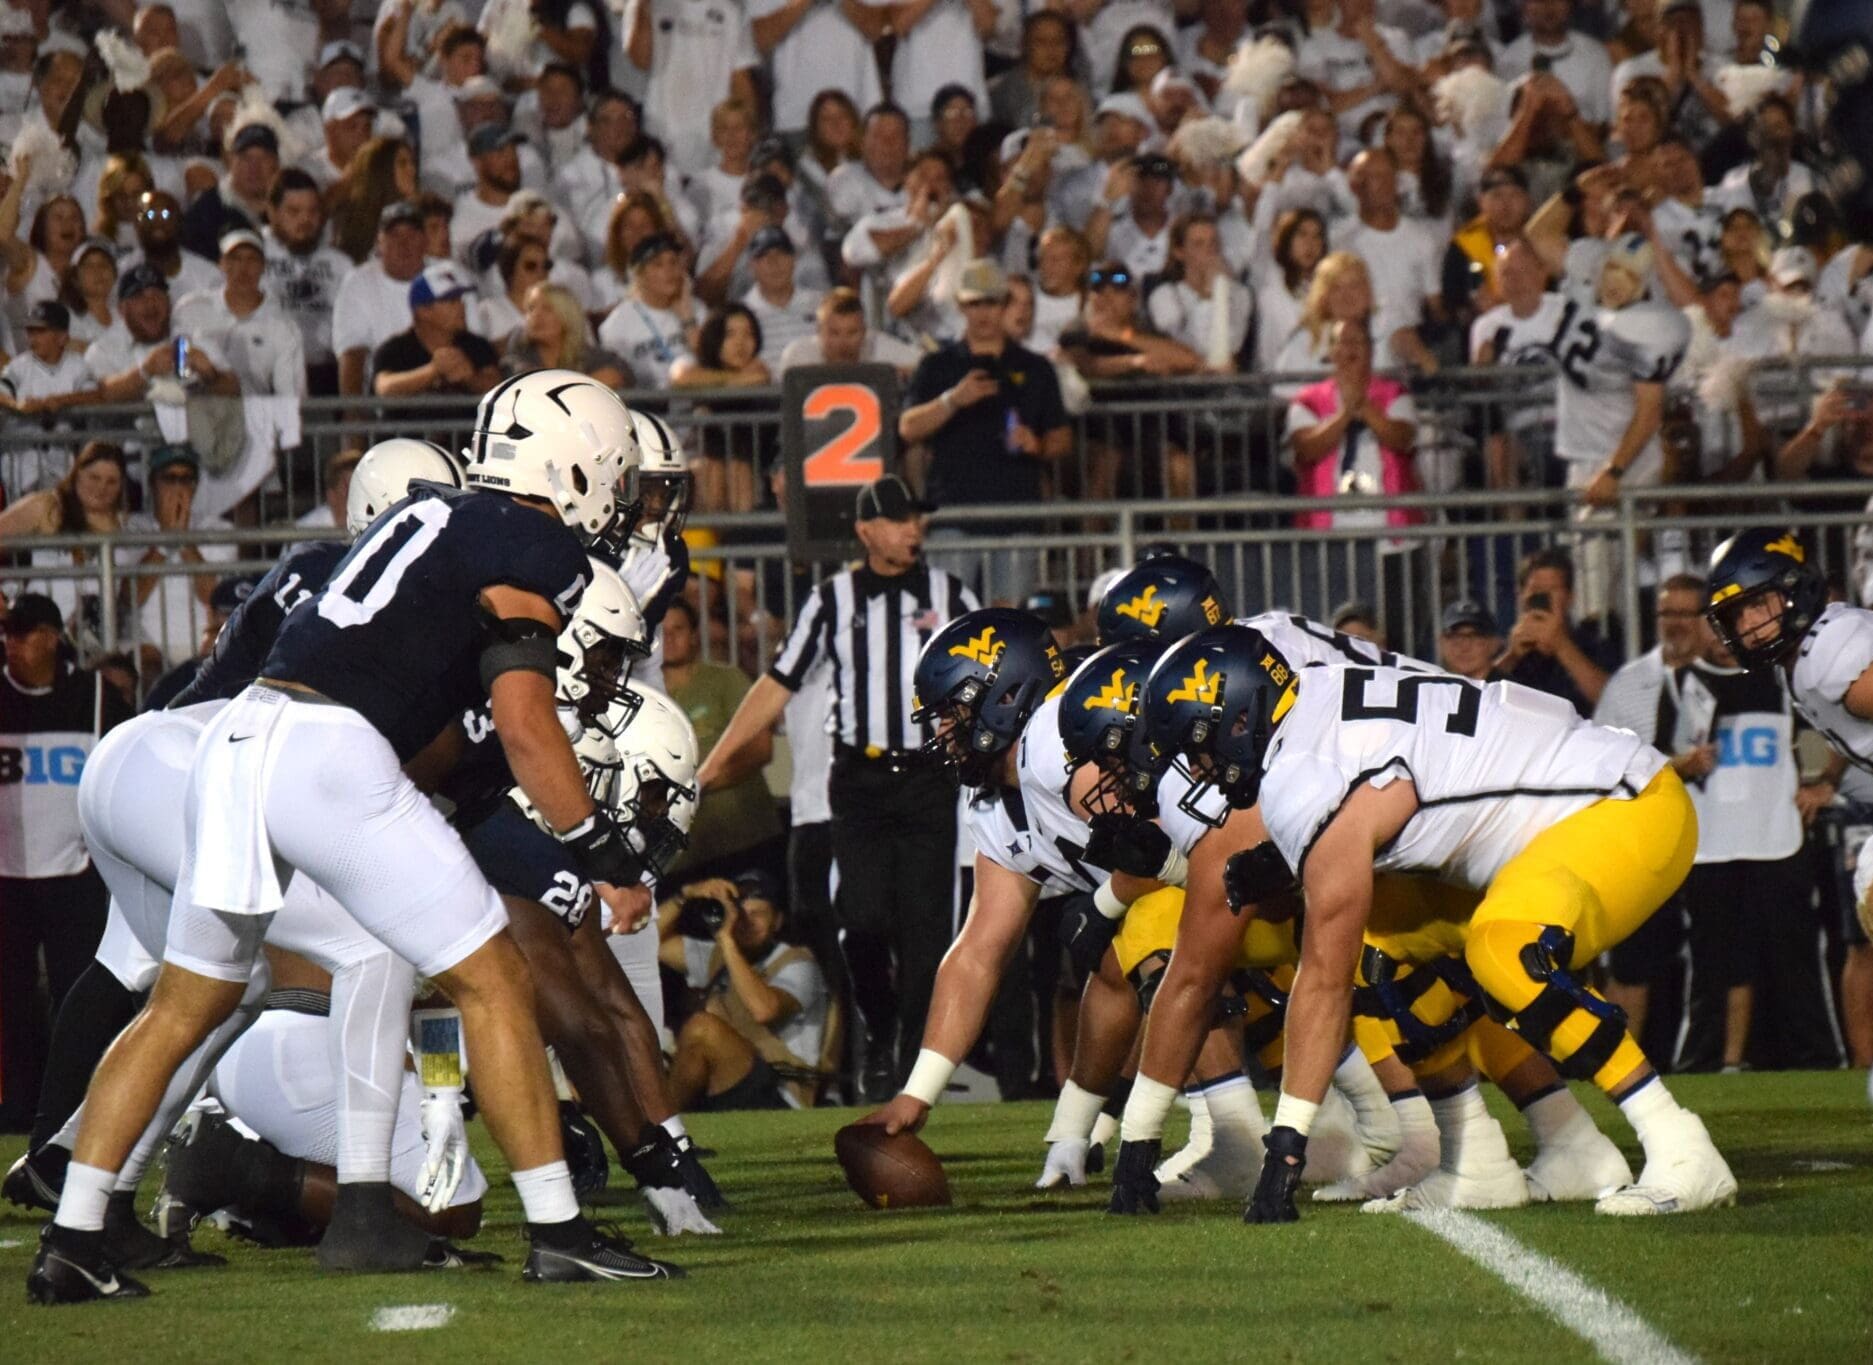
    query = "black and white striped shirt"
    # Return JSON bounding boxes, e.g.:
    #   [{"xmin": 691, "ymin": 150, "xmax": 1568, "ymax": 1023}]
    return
[{"xmin": 769, "ymin": 563, "xmax": 979, "ymax": 754}]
